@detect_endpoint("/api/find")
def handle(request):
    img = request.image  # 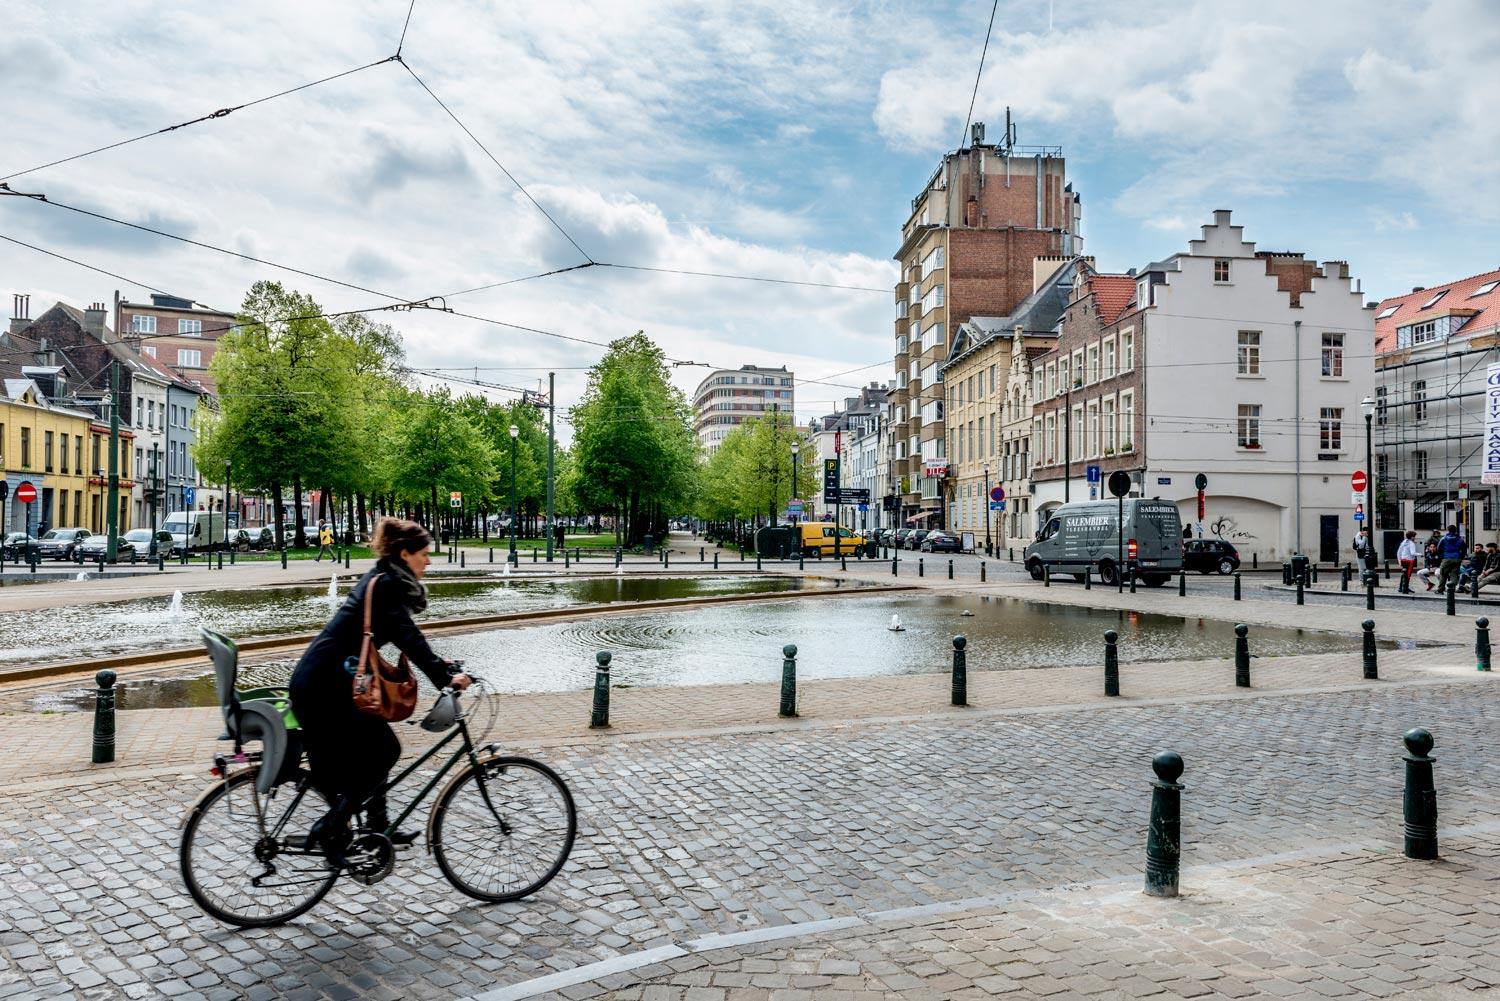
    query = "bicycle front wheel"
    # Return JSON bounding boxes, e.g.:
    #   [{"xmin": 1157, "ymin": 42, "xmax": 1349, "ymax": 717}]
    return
[
  {"xmin": 179, "ymin": 769, "xmax": 339, "ymax": 927},
  {"xmin": 432, "ymin": 756, "xmax": 577, "ymax": 902}
]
